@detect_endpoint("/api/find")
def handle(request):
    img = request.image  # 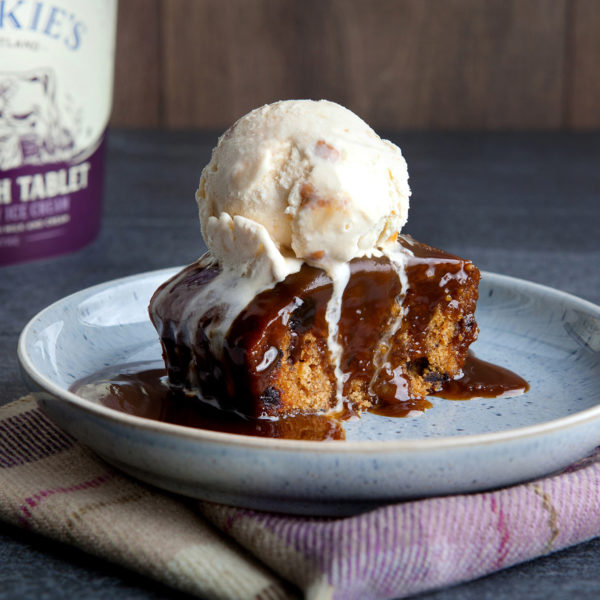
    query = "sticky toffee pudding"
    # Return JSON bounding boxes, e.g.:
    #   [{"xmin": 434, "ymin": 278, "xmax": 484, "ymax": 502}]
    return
[{"xmin": 71, "ymin": 100, "xmax": 529, "ymax": 437}]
